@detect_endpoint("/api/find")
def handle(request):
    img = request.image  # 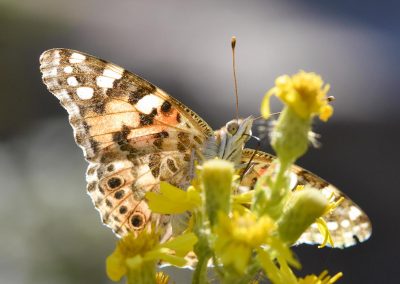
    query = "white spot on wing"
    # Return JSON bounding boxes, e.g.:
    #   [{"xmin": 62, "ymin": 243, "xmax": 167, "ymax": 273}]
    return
[
  {"xmin": 343, "ymin": 232, "xmax": 354, "ymax": 242},
  {"xmin": 64, "ymin": 66, "xmax": 73, "ymax": 73},
  {"xmin": 42, "ymin": 67, "xmax": 57, "ymax": 77},
  {"xmin": 321, "ymin": 186, "xmax": 335, "ymax": 198},
  {"xmin": 289, "ymin": 172, "xmax": 298, "ymax": 190},
  {"xmin": 135, "ymin": 165, "xmax": 157, "ymax": 191},
  {"xmin": 135, "ymin": 94, "xmax": 163, "ymax": 114},
  {"xmin": 349, "ymin": 206, "xmax": 362, "ymax": 221},
  {"xmin": 340, "ymin": 219, "xmax": 350, "ymax": 228},
  {"xmin": 96, "ymin": 76, "xmax": 115, "ymax": 88},
  {"xmin": 52, "ymin": 50, "xmax": 61, "ymax": 65},
  {"xmin": 67, "ymin": 76, "xmax": 79, "ymax": 86},
  {"xmin": 77, "ymin": 87, "xmax": 94, "ymax": 100},
  {"xmin": 327, "ymin": 221, "xmax": 338, "ymax": 230},
  {"xmin": 69, "ymin": 53, "xmax": 86, "ymax": 63},
  {"xmin": 313, "ymin": 234, "xmax": 323, "ymax": 244},
  {"xmin": 103, "ymin": 66, "xmax": 123, "ymax": 79}
]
